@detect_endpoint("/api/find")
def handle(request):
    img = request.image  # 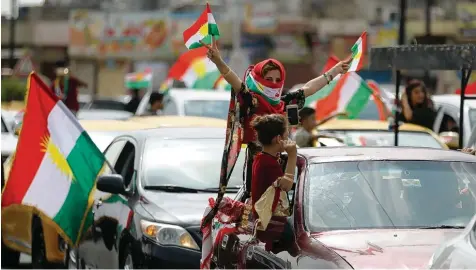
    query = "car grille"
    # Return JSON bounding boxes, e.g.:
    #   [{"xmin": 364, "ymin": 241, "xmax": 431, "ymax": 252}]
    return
[{"xmin": 186, "ymin": 226, "xmax": 203, "ymax": 248}]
